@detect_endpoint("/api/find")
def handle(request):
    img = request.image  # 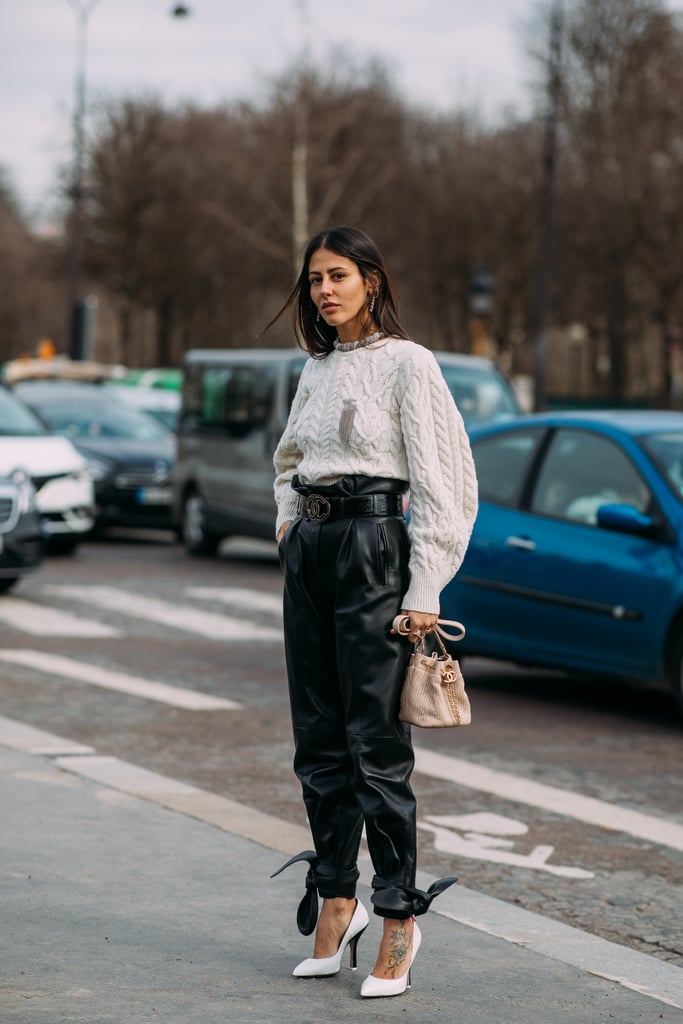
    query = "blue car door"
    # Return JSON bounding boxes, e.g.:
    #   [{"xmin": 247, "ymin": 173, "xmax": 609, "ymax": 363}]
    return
[
  {"xmin": 490, "ymin": 427, "xmax": 676, "ymax": 676},
  {"xmin": 442, "ymin": 427, "xmax": 546, "ymax": 655}
]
